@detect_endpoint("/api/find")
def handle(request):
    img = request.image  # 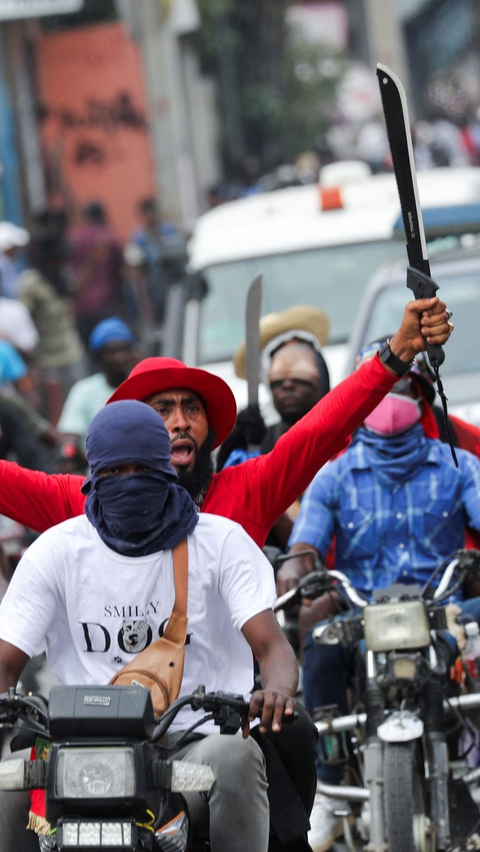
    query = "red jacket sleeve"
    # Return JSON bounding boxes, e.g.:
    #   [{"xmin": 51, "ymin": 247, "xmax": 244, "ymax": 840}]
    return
[
  {"xmin": 450, "ymin": 415, "xmax": 480, "ymax": 552},
  {"xmin": 0, "ymin": 461, "xmax": 85, "ymax": 532},
  {"xmin": 450, "ymin": 415, "xmax": 480, "ymax": 460},
  {"xmin": 235, "ymin": 354, "xmax": 398, "ymax": 533}
]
